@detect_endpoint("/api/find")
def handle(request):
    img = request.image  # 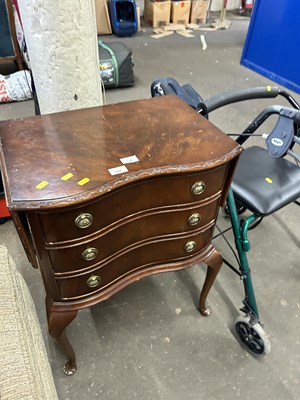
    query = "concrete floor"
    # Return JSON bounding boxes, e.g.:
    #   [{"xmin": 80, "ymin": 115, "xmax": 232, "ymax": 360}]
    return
[{"xmin": 1, "ymin": 14, "xmax": 300, "ymax": 400}]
